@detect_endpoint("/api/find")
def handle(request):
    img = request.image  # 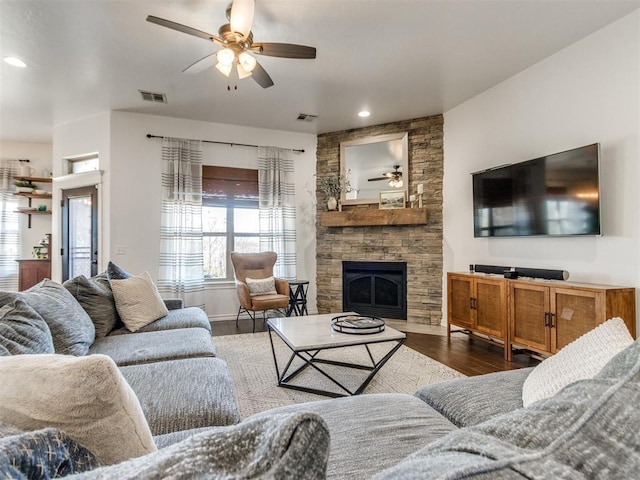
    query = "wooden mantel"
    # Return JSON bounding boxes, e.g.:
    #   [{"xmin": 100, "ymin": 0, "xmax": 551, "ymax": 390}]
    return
[{"xmin": 320, "ymin": 207, "xmax": 428, "ymax": 227}]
